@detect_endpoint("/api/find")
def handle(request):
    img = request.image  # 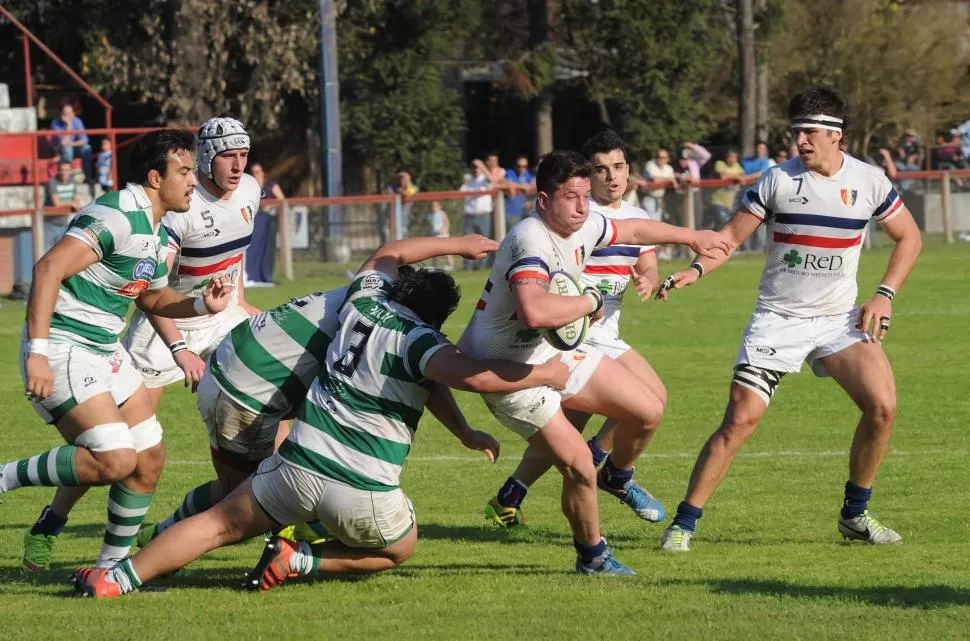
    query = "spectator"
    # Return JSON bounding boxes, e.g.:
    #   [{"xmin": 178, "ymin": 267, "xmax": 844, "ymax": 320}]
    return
[
  {"xmin": 459, "ymin": 159, "xmax": 493, "ymax": 270},
  {"xmin": 95, "ymin": 138, "xmax": 114, "ymax": 193},
  {"xmin": 710, "ymin": 149, "xmax": 744, "ymax": 229},
  {"xmin": 504, "ymin": 154, "xmax": 535, "ymax": 228},
  {"xmin": 46, "ymin": 147, "xmax": 62, "ymax": 181},
  {"xmin": 897, "ymin": 130, "xmax": 923, "ymax": 170},
  {"xmin": 741, "ymin": 141, "xmax": 772, "ymax": 176},
  {"xmin": 44, "ymin": 160, "xmax": 83, "ymax": 253},
  {"xmin": 957, "ymin": 119, "xmax": 970, "ymax": 161},
  {"xmin": 931, "ymin": 131, "xmax": 964, "ymax": 170},
  {"xmin": 380, "ymin": 171, "xmax": 419, "ymax": 243},
  {"xmin": 643, "ymin": 147, "xmax": 676, "ymax": 221},
  {"xmin": 484, "ymin": 151, "xmax": 507, "ymax": 187},
  {"xmin": 50, "ymin": 103, "xmax": 92, "ymax": 181},
  {"xmin": 677, "ymin": 142, "xmax": 711, "ymax": 244},
  {"xmin": 245, "ymin": 162, "xmax": 286, "ymax": 287},
  {"xmin": 774, "ymin": 149, "xmax": 788, "ymax": 165},
  {"xmin": 427, "ymin": 200, "xmax": 453, "ymax": 271}
]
